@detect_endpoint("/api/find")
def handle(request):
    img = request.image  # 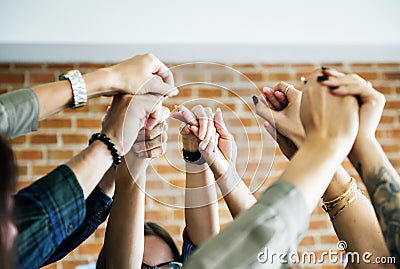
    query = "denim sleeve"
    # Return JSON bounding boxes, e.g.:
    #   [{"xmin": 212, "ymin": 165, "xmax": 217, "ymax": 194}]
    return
[
  {"xmin": 42, "ymin": 186, "xmax": 113, "ymax": 266},
  {"xmin": 183, "ymin": 180, "xmax": 309, "ymax": 269},
  {"xmin": 14, "ymin": 165, "xmax": 86, "ymax": 269},
  {"xmin": 181, "ymin": 228, "xmax": 197, "ymax": 262},
  {"xmin": 0, "ymin": 88, "xmax": 39, "ymax": 139}
]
